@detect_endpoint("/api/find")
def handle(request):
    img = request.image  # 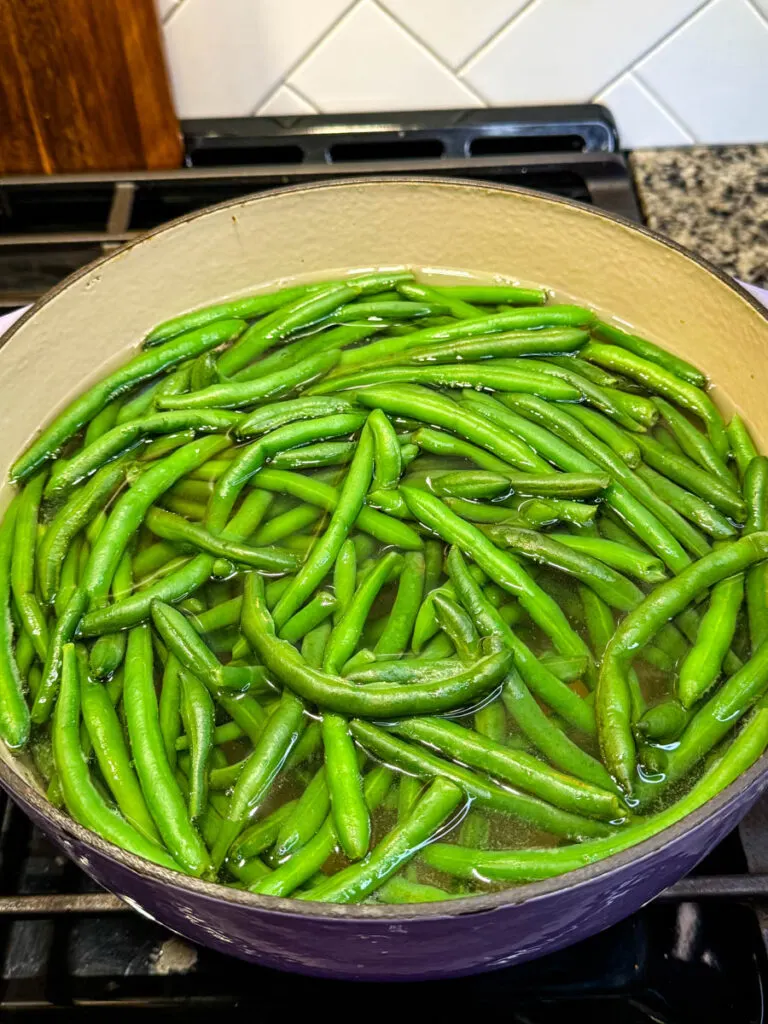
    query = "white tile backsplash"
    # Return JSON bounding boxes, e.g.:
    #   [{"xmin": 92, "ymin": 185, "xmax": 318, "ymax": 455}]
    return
[
  {"xmin": 635, "ymin": 0, "xmax": 768, "ymax": 144},
  {"xmin": 379, "ymin": 0, "xmax": 529, "ymax": 68},
  {"xmin": 289, "ymin": 1, "xmax": 482, "ymax": 113},
  {"xmin": 157, "ymin": 0, "xmax": 768, "ymax": 144},
  {"xmin": 461, "ymin": 0, "xmax": 708, "ymax": 105},
  {"xmin": 596, "ymin": 74, "xmax": 694, "ymax": 148}
]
